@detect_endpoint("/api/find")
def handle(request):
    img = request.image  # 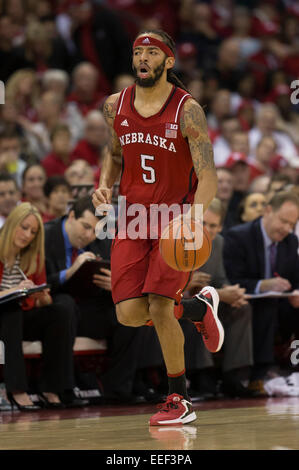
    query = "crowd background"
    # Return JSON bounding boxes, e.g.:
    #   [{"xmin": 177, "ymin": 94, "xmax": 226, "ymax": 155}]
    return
[{"xmin": 1, "ymin": 0, "xmax": 299, "ymax": 408}]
